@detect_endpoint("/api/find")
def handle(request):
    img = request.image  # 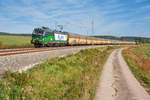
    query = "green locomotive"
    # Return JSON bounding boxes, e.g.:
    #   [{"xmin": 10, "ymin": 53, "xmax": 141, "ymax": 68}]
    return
[{"xmin": 31, "ymin": 27, "xmax": 68, "ymax": 47}]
